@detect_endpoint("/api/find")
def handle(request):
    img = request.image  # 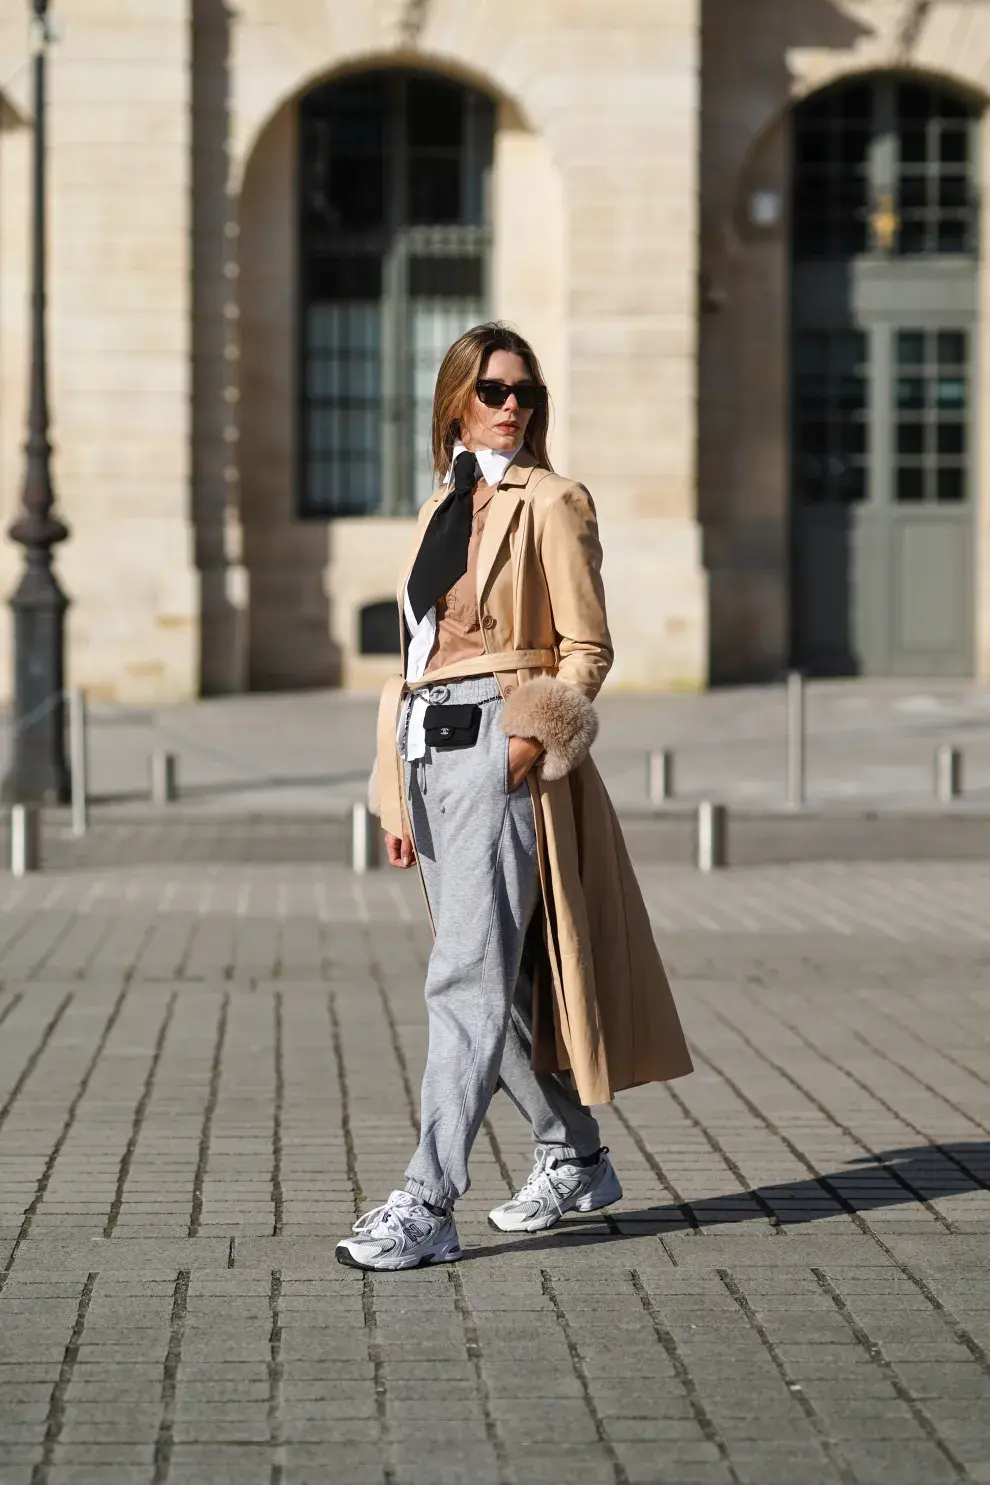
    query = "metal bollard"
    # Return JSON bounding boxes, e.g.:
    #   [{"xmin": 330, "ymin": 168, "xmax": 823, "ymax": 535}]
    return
[
  {"xmin": 647, "ymin": 749, "xmax": 675, "ymax": 806},
  {"xmin": 150, "ymin": 750, "xmax": 178, "ymax": 805},
  {"xmin": 68, "ymin": 689, "xmax": 88, "ymax": 838},
  {"xmin": 935, "ymin": 745, "xmax": 963, "ymax": 803},
  {"xmin": 10, "ymin": 805, "xmax": 40, "ymax": 877},
  {"xmin": 351, "ymin": 801, "xmax": 380, "ymax": 874},
  {"xmin": 786, "ymin": 670, "xmax": 806, "ymax": 809},
  {"xmin": 697, "ymin": 801, "xmax": 727, "ymax": 872}
]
